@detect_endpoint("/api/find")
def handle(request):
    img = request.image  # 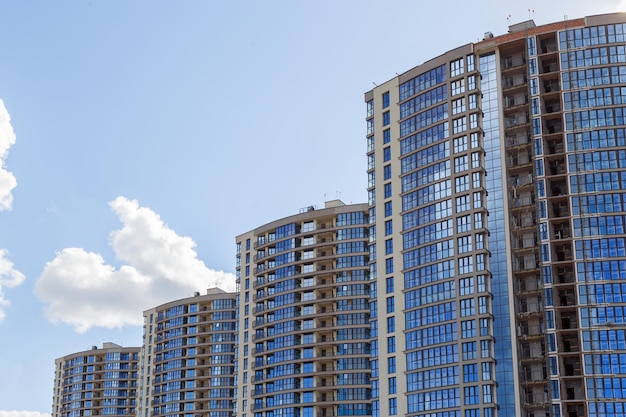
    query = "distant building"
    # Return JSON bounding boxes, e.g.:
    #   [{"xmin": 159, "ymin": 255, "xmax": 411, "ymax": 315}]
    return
[
  {"xmin": 138, "ymin": 288, "xmax": 237, "ymax": 417},
  {"xmin": 234, "ymin": 200, "xmax": 372, "ymax": 417},
  {"xmin": 365, "ymin": 11, "xmax": 626, "ymax": 417},
  {"xmin": 52, "ymin": 342, "xmax": 139, "ymax": 417}
]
